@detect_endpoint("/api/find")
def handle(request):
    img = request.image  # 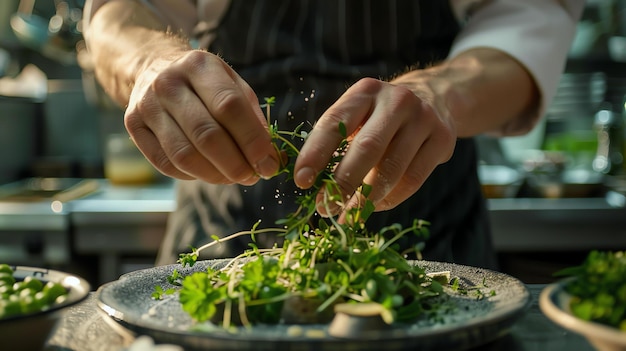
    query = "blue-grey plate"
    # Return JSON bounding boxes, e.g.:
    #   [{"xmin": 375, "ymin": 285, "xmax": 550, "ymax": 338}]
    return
[{"xmin": 95, "ymin": 260, "xmax": 530, "ymax": 351}]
